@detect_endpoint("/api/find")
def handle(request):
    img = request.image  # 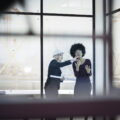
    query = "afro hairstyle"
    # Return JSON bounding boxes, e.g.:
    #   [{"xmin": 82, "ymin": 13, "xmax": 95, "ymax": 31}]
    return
[{"xmin": 70, "ymin": 43, "xmax": 86, "ymax": 58}]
